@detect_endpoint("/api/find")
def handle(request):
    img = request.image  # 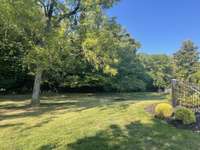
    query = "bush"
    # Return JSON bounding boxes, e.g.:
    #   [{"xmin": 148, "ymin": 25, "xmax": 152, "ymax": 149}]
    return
[
  {"xmin": 155, "ymin": 103, "xmax": 173, "ymax": 119},
  {"xmin": 175, "ymin": 107, "xmax": 196, "ymax": 125}
]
